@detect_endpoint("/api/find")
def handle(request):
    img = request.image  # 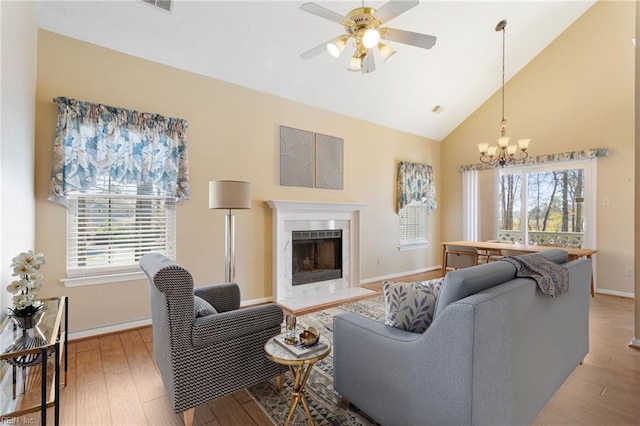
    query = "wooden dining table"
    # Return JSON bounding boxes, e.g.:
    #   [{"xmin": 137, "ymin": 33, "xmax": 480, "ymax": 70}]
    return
[{"xmin": 441, "ymin": 241, "xmax": 598, "ymax": 296}]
